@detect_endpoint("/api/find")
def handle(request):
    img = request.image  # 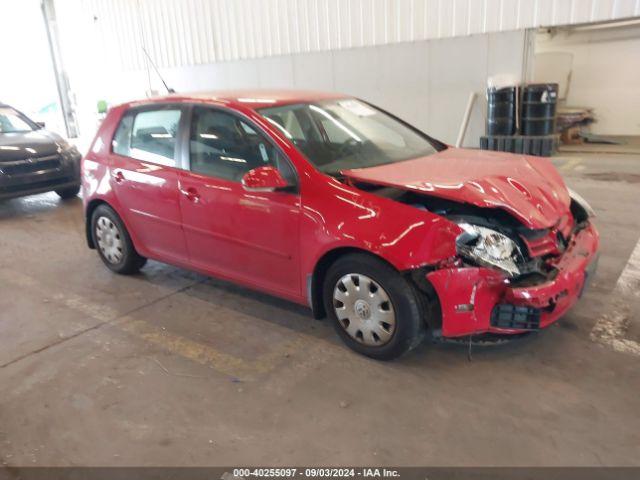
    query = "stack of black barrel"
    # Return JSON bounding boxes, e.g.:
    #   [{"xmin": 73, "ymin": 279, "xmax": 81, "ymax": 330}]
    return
[{"xmin": 480, "ymin": 83, "xmax": 558, "ymax": 156}]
